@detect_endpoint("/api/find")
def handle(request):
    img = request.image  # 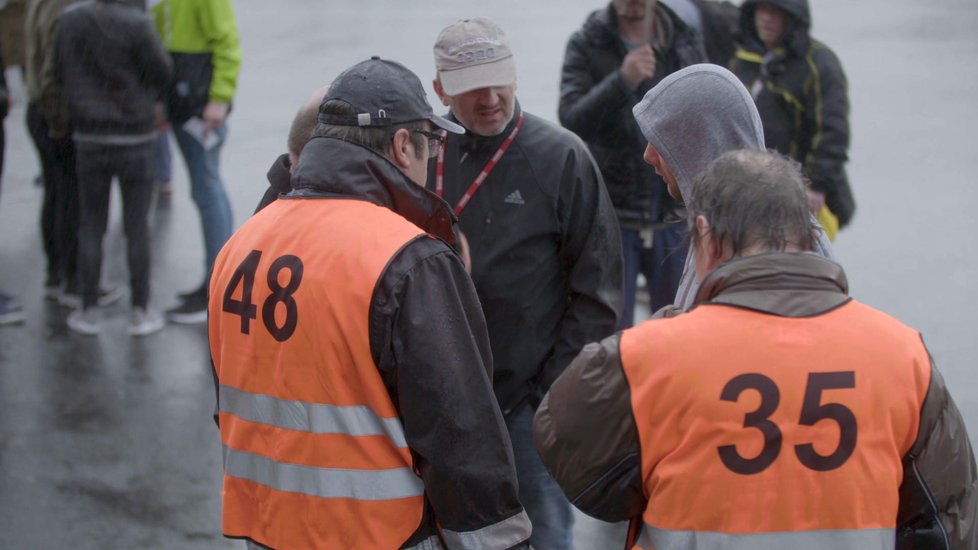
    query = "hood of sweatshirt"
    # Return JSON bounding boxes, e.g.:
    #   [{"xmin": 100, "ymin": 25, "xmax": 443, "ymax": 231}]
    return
[
  {"xmin": 632, "ymin": 63, "xmax": 765, "ymax": 205},
  {"xmin": 632, "ymin": 63, "xmax": 834, "ymax": 310}
]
